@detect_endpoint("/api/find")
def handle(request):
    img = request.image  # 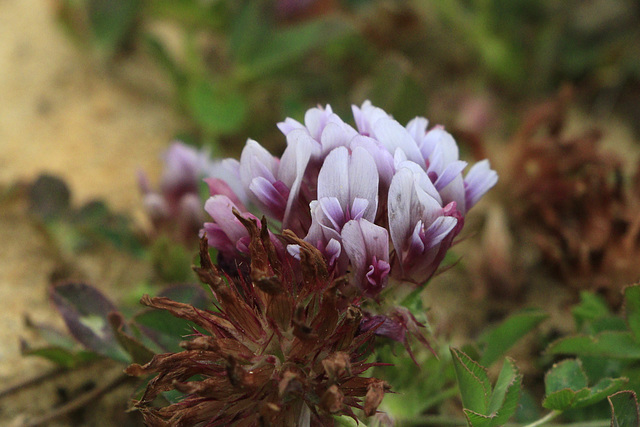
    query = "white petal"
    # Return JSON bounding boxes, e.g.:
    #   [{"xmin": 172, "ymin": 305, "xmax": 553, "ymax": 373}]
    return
[
  {"xmin": 317, "ymin": 146, "xmax": 349, "ymax": 207},
  {"xmin": 349, "ymin": 146, "xmax": 379, "ymax": 222},
  {"xmin": 372, "ymin": 118, "xmax": 424, "ymax": 165}
]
